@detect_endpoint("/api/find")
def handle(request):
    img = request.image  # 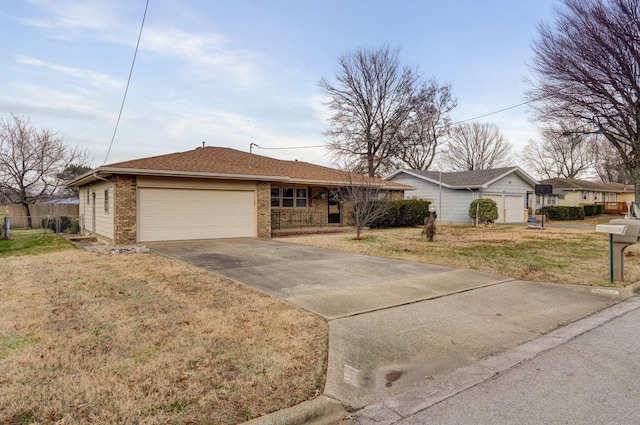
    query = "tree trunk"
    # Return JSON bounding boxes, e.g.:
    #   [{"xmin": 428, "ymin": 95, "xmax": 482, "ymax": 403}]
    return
[
  {"xmin": 23, "ymin": 202, "xmax": 33, "ymax": 229},
  {"xmin": 633, "ymin": 161, "xmax": 640, "ymax": 204}
]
